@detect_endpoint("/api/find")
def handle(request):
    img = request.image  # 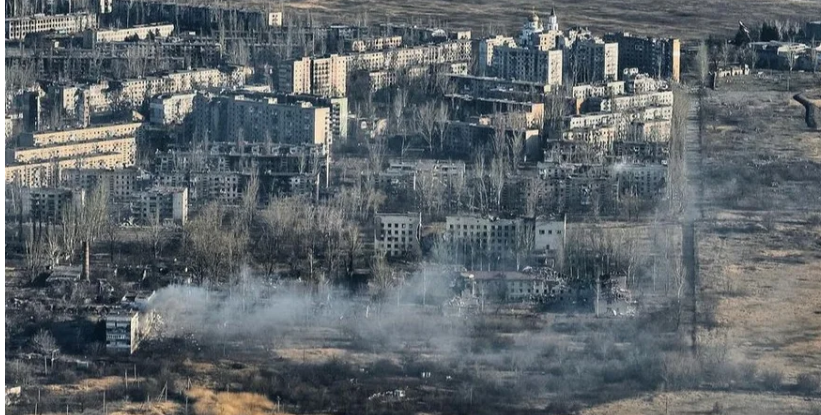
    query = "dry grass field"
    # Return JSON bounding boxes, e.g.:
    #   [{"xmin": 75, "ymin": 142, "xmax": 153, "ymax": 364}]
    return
[
  {"xmin": 271, "ymin": 0, "xmax": 819, "ymax": 38},
  {"xmin": 582, "ymin": 72, "xmax": 821, "ymax": 414},
  {"xmin": 583, "ymin": 391, "xmax": 821, "ymax": 415},
  {"xmin": 697, "ymin": 73, "xmax": 821, "ymax": 379}
]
